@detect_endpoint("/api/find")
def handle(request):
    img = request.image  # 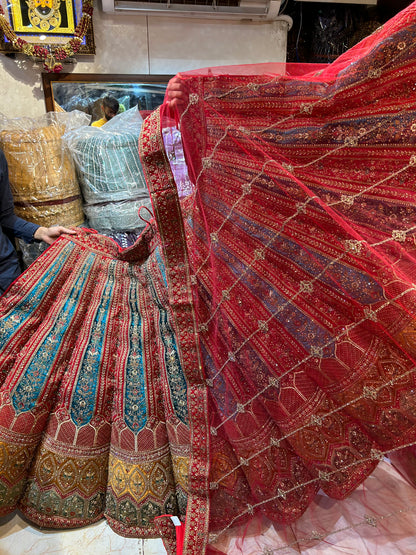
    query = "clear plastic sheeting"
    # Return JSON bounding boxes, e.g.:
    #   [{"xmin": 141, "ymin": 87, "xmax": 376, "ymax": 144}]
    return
[
  {"xmin": 0, "ymin": 111, "xmax": 88, "ymax": 228},
  {"xmin": 64, "ymin": 108, "xmax": 153, "ymax": 233},
  {"xmin": 162, "ymin": 126, "xmax": 193, "ymax": 200},
  {"xmin": 17, "ymin": 239, "xmax": 49, "ymax": 270}
]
